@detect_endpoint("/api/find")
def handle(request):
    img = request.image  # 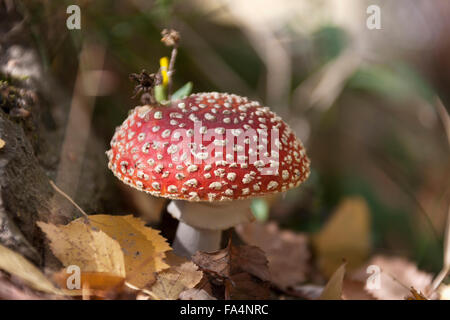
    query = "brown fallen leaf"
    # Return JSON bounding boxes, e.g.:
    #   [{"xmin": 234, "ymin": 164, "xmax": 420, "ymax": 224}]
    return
[
  {"xmin": 319, "ymin": 262, "xmax": 346, "ymax": 300},
  {"xmin": 192, "ymin": 240, "xmax": 270, "ymax": 282},
  {"xmin": 406, "ymin": 287, "xmax": 428, "ymax": 300},
  {"xmin": 37, "ymin": 220, "xmax": 126, "ymax": 278},
  {"xmin": 179, "ymin": 288, "xmax": 217, "ymax": 300},
  {"xmin": 350, "ymin": 255, "xmax": 434, "ymax": 300},
  {"xmin": 438, "ymin": 284, "xmax": 450, "ymax": 300},
  {"xmin": 313, "ymin": 197, "xmax": 371, "ymax": 277},
  {"xmin": 53, "ymin": 270, "xmax": 126, "ymax": 298},
  {"xmin": 236, "ymin": 221, "xmax": 310, "ymax": 290},
  {"xmin": 149, "ymin": 252, "xmax": 203, "ymax": 300},
  {"xmin": 0, "ymin": 244, "xmax": 61, "ymax": 295},
  {"xmin": 342, "ymin": 279, "xmax": 375, "ymax": 300},
  {"xmin": 227, "ymin": 272, "xmax": 271, "ymax": 300},
  {"xmin": 289, "ymin": 284, "xmax": 324, "ymax": 300},
  {"xmin": 192, "ymin": 240, "xmax": 271, "ymax": 300}
]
